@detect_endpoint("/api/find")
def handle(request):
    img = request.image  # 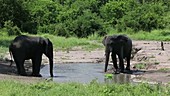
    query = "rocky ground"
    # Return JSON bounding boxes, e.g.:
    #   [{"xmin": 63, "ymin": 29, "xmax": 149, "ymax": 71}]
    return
[{"xmin": 1, "ymin": 40, "xmax": 170, "ymax": 84}]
